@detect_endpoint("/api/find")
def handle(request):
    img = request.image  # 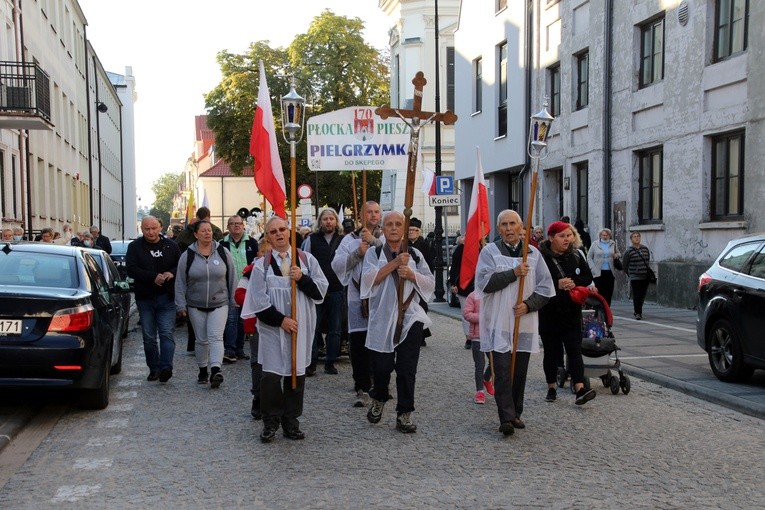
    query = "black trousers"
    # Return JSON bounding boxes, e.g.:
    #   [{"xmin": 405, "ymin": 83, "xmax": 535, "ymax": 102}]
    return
[
  {"xmin": 593, "ymin": 270, "xmax": 615, "ymax": 305},
  {"xmin": 492, "ymin": 350, "xmax": 530, "ymax": 424},
  {"xmin": 369, "ymin": 322, "xmax": 423, "ymax": 414},
  {"xmin": 260, "ymin": 372, "xmax": 305, "ymax": 432},
  {"xmin": 249, "ymin": 330, "xmax": 262, "ymax": 397},
  {"xmin": 350, "ymin": 331, "xmax": 372, "ymax": 393},
  {"xmin": 630, "ymin": 279, "xmax": 650, "ymax": 315},
  {"xmin": 542, "ymin": 329, "xmax": 585, "ymax": 386}
]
